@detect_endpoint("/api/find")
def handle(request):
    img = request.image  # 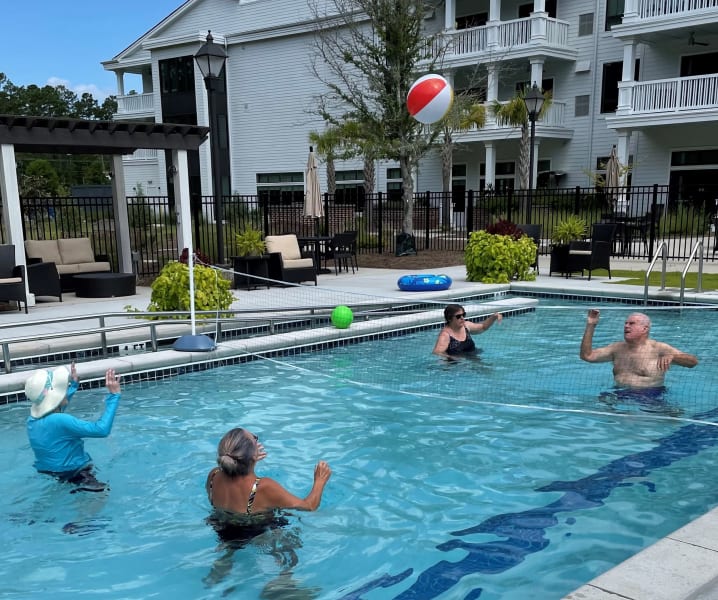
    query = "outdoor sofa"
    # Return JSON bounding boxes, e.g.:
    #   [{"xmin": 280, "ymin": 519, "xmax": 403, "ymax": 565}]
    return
[{"xmin": 25, "ymin": 238, "xmax": 112, "ymax": 293}]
